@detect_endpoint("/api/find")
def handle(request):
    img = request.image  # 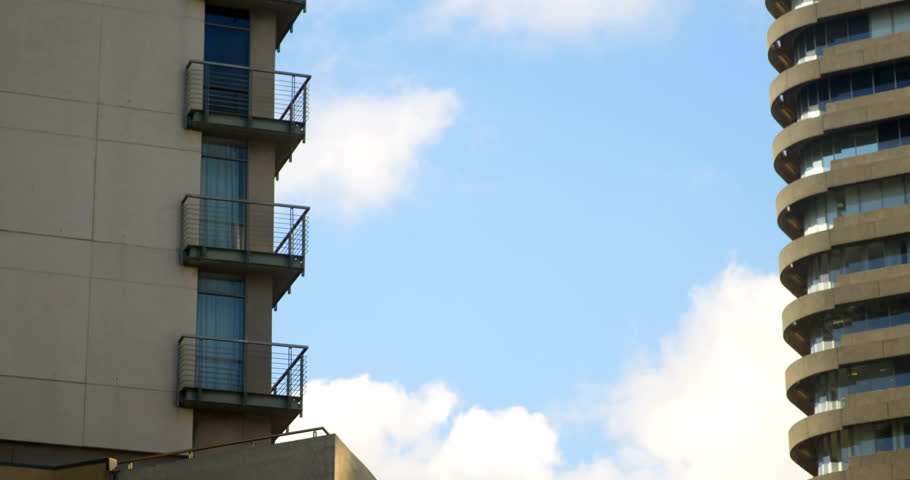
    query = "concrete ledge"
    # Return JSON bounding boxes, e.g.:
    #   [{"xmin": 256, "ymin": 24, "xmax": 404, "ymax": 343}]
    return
[{"xmin": 117, "ymin": 434, "xmax": 375, "ymax": 480}]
